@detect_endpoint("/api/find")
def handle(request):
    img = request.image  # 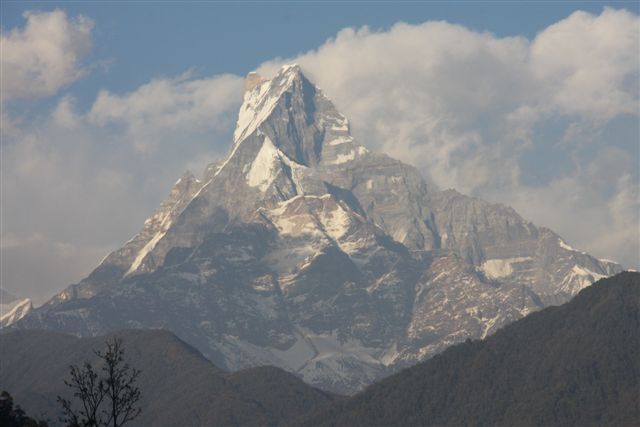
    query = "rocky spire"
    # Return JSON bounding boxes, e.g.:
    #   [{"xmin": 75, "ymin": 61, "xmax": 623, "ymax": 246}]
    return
[{"xmin": 243, "ymin": 71, "xmax": 267, "ymax": 92}]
